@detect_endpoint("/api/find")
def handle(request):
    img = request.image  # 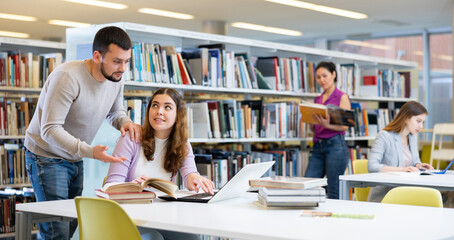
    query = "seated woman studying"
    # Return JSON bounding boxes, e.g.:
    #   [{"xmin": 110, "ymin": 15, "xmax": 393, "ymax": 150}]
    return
[
  {"xmin": 106, "ymin": 88, "xmax": 214, "ymax": 240},
  {"xmin": 367, "ymin": 101, "xmax": 434, "ymax": 202}
]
